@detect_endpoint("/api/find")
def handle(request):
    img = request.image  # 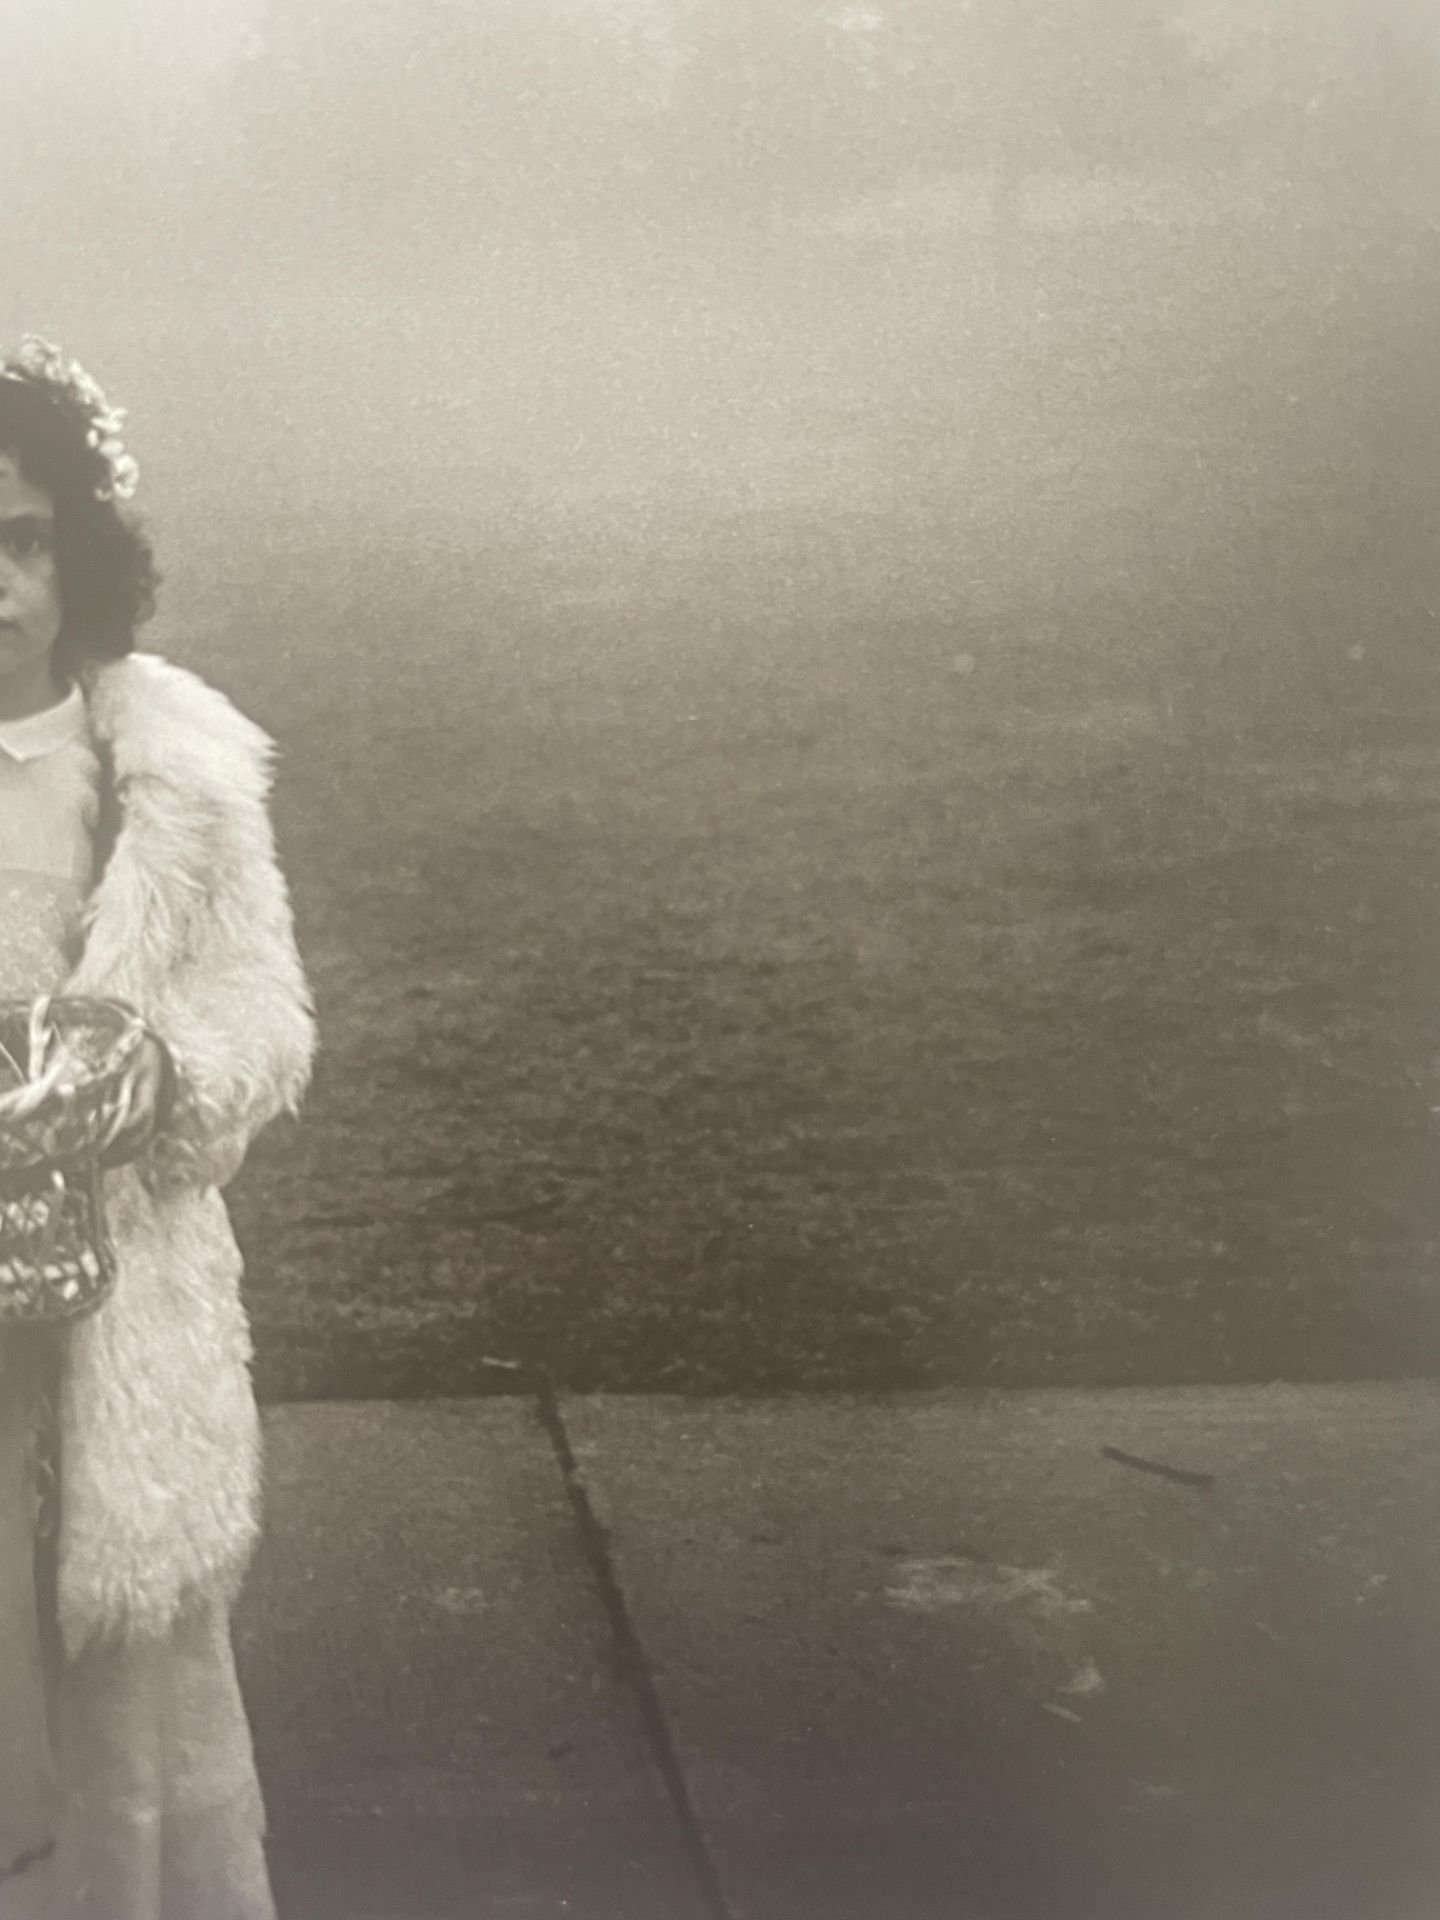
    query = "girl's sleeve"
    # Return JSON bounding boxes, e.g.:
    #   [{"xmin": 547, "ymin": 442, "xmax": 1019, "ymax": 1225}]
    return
[
  {"xmin": 140, "ymin": 791, "xmax": 316, "ymax": 1193},
  {"xmin": 72, "ymin": 767, "xmax": 317, "ymax": 1194}
]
